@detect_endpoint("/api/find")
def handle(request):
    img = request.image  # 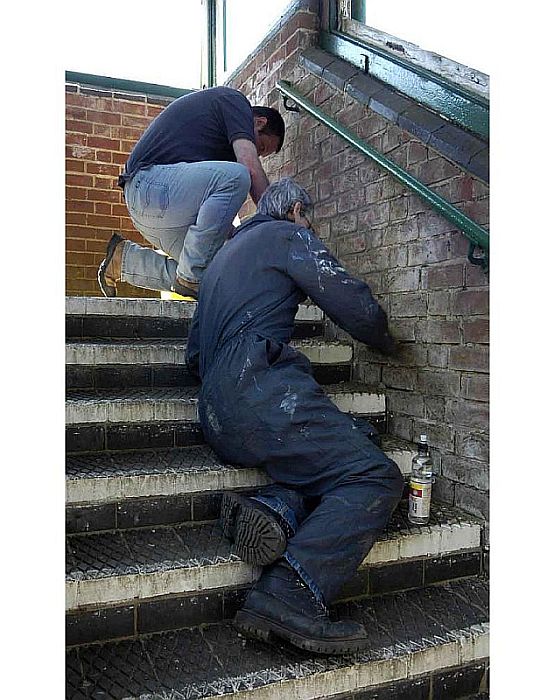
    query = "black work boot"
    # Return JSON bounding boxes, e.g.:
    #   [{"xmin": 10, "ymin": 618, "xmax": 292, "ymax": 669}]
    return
[
  {"xmin": 220, "ymin": 492, "xmax": 289, "ymax": 566},
  {"xmin": 234, "ymin": 560, "xmax": 368, "ymax": 655}
]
